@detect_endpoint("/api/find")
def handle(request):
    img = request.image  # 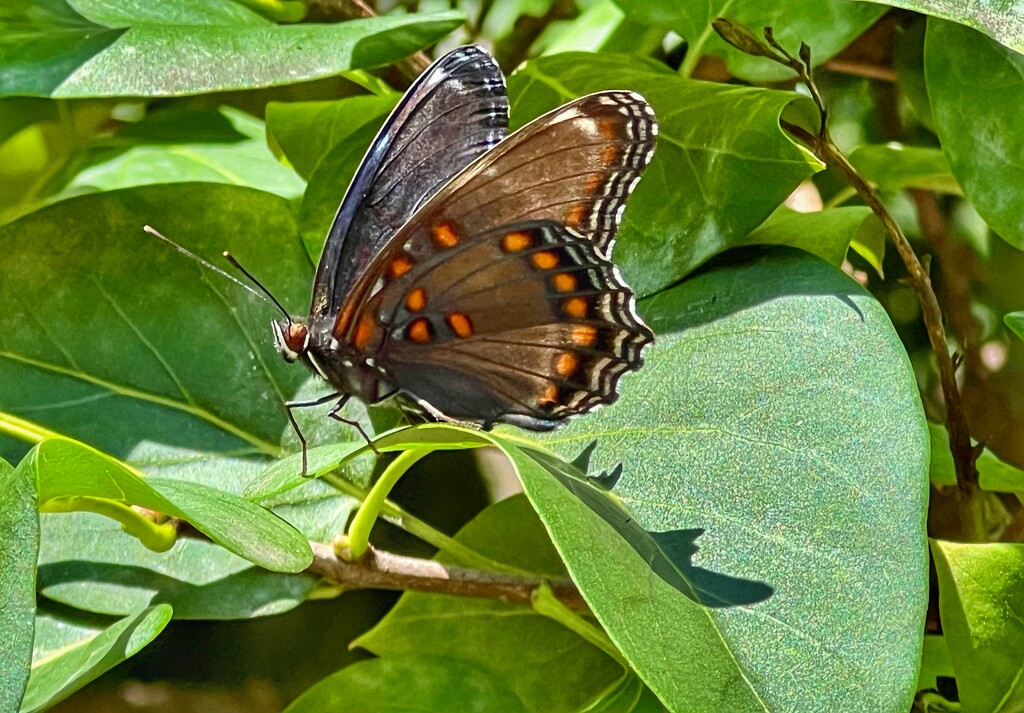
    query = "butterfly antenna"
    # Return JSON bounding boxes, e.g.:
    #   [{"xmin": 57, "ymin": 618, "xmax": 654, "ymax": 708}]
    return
[
  {"xmin": 221, "ymin": 251, "xmax": 292, "ymax": 323},
  {"xmin": 143, "ymin": 225, "xmax": 291, "ymax": 321}
]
